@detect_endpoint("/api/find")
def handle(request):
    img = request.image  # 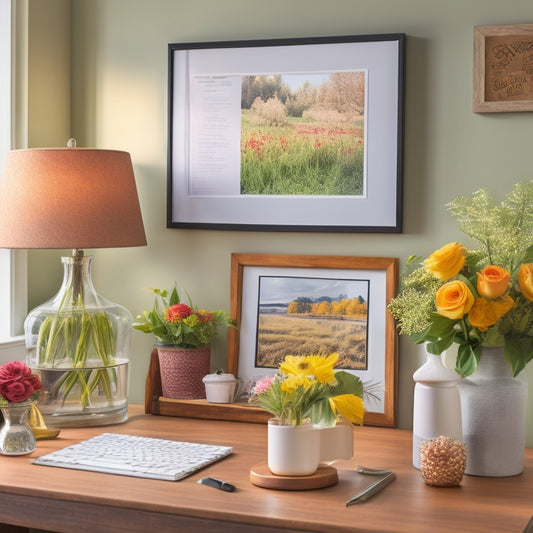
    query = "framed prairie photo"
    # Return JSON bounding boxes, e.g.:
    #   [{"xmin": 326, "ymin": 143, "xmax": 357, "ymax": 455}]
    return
[
  {"xmin": 168, "ymin": 34, "xmax": 405, "ymax": 232},
  {"xmin": 228, "ymin": 254, "xmax": 398, "ymax": 427},
  {"xmin": 473, "ymin": 24, "xmax": 533, "ymax": 112}
]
